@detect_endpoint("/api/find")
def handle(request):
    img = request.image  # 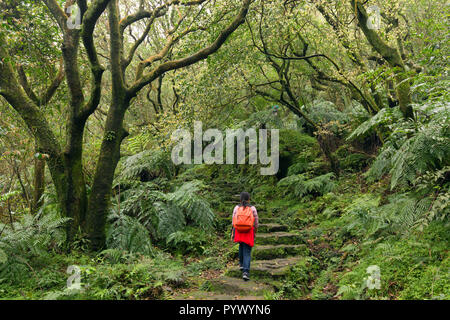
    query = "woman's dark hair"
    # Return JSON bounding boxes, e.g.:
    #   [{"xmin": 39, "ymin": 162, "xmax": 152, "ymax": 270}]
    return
[{"xmin": 240, "ymin": 192, "xmax": 250, "ymax": 207}]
